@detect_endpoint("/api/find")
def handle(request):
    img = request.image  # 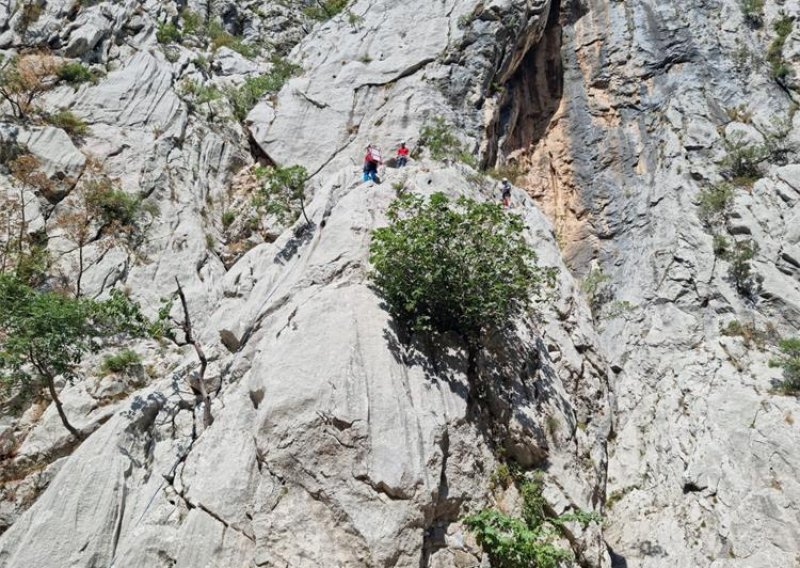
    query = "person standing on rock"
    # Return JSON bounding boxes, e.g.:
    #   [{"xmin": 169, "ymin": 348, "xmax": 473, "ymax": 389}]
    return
[
  {"xmin": 500, "ymin": 178, "xmax": 512, "ymax": 208},
  {"xmin": 363, "ymin": 144, "xmax": 382, "ymax": 183},
  {"xmin": 396, "ymin": 141, "xmax": 409, "ymax": 168}
]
